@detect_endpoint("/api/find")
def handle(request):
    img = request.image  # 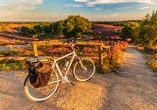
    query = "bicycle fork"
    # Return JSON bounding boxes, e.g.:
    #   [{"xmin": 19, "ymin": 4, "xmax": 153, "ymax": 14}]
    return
[{"xmin": 77, "ymin": 57, "xmax": 87, "ymax": 72}]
